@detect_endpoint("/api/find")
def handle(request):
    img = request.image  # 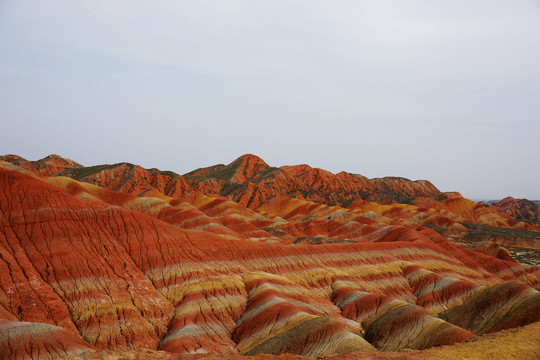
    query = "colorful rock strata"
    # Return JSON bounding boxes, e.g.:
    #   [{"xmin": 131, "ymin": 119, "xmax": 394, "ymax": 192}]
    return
[{"xmin": 0, "ymin": 155, "xmax": 539, "ymax": 359}]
